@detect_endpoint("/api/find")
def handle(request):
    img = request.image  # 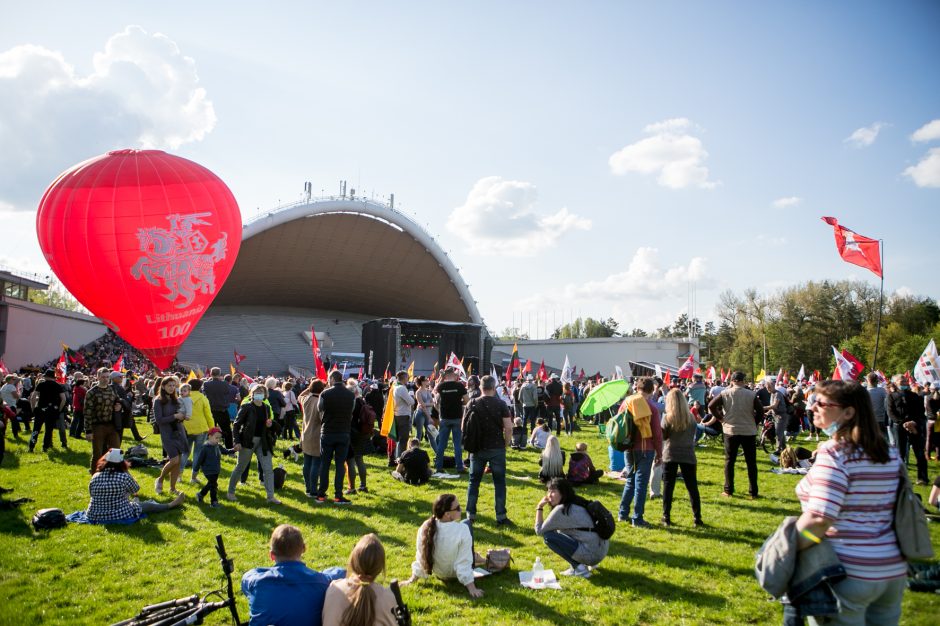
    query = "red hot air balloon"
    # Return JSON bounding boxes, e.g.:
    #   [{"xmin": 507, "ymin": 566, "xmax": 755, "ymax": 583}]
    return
[{"xmin": 36, "ymin": 150, "xmax": 241, "ymax": 370}]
